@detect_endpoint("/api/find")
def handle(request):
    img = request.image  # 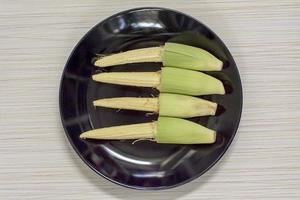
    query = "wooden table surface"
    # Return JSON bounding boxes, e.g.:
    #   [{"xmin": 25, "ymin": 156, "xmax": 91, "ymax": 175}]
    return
[{"xmin": 0, "ymin": 1, "xmax": 299, "ymax": 199}]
